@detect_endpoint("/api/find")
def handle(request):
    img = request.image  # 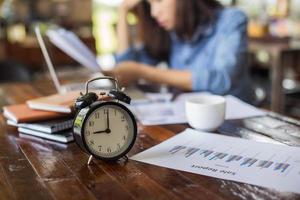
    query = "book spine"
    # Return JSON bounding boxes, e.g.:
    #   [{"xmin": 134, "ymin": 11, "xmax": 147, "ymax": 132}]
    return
[{"xmin": 51, "ymin": 120, "xmax": 73, "ymax": 133}]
